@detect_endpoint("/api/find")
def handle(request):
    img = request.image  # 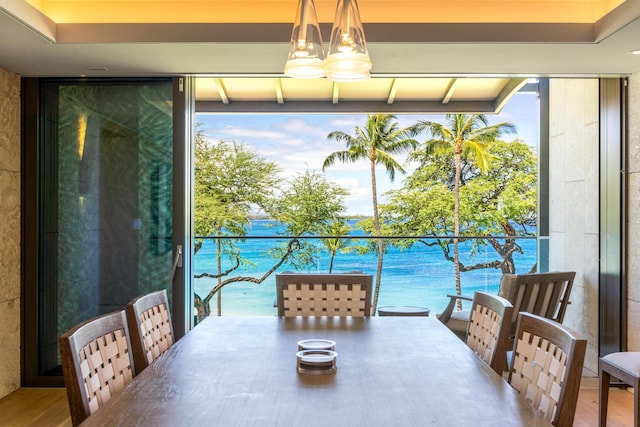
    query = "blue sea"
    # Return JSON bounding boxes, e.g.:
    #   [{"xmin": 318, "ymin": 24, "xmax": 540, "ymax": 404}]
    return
[{"xmin": 193, "ymin": 219, "xmax": 537, "ymax": 316}]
